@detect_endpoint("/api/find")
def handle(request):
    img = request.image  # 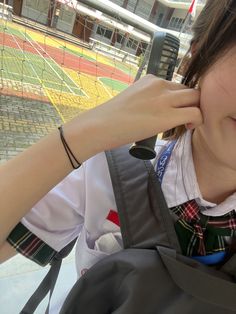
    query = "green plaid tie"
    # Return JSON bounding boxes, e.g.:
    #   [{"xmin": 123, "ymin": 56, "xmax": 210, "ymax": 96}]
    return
[{"xmin": 170, "ymin": 200, "xmax": 236, "ymax": 257}]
